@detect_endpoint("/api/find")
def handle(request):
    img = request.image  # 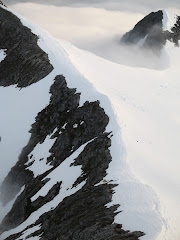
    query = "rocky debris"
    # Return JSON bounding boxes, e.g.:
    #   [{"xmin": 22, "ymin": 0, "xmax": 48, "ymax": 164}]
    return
[
  {"xmin": 121, "ymin": 10, "xmax": 180, "ymax": 50},
  {"xmin": 0, "ymin": 6, "xmax": 53, "ymax": 87}
]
